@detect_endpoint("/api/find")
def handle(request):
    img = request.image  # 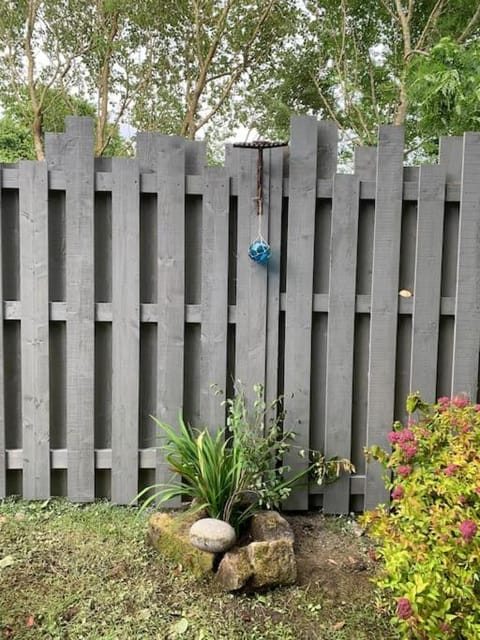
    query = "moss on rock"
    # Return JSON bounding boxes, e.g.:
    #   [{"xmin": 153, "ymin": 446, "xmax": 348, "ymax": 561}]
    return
[
  {"xmin": 247, "ymin": 539, "xmax": 297, "ymax": 588},
  {"xmin": 147, "ymin": 512, "xmax": 215, "ymax": 578}
]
